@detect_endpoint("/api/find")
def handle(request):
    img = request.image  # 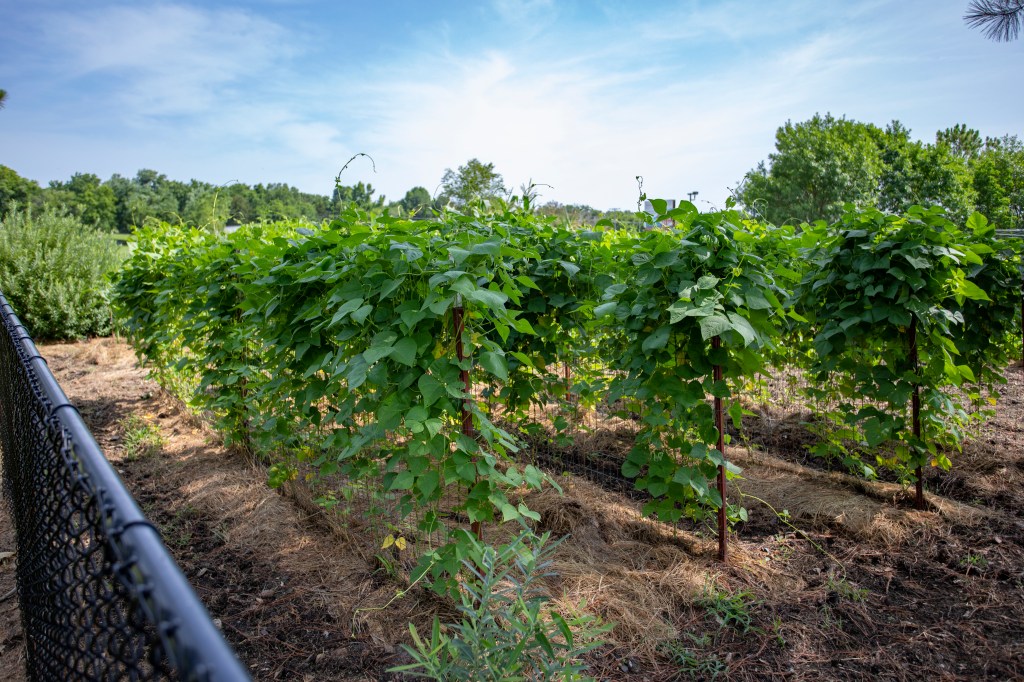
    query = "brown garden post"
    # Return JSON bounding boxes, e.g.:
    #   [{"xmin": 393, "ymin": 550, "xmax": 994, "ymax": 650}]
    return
[
  {"xmin": 453, "ymin": 303, "xmax": 483, "ymax": 540},
  {"xmin": 713, "ymin": 336, "xmax": 727, "ymax": 561},
  {"xmin": 909, "ymin": 316, "xmax": 924, "ymax": 510}
]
